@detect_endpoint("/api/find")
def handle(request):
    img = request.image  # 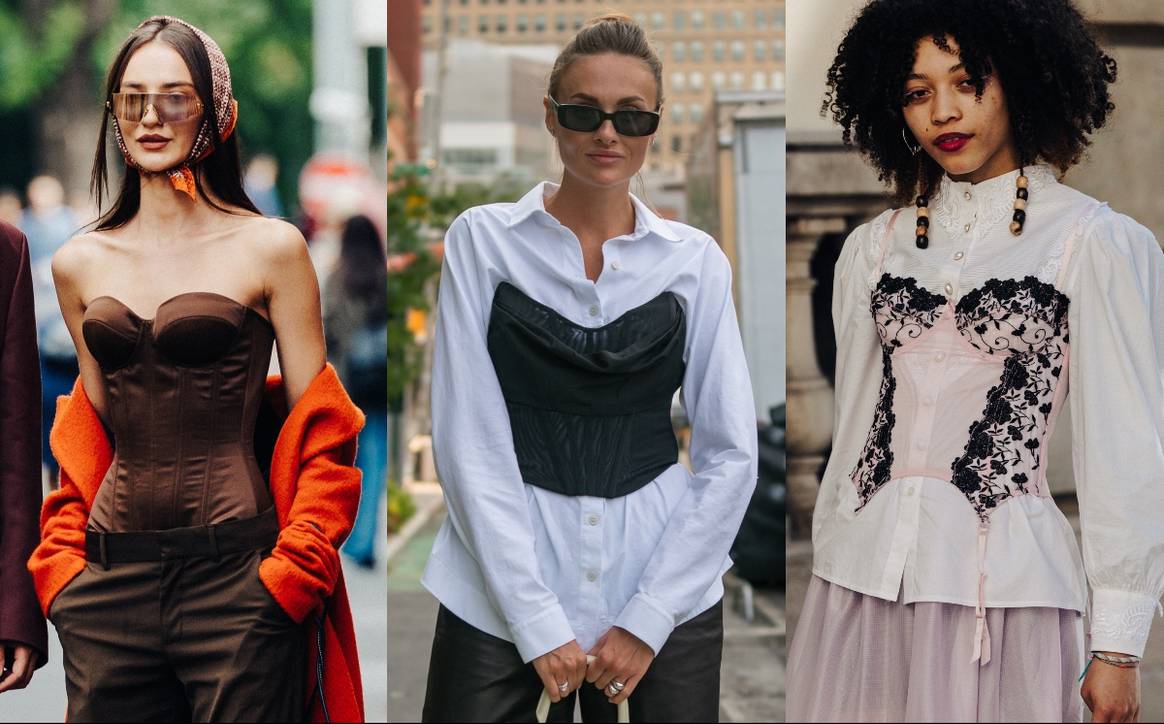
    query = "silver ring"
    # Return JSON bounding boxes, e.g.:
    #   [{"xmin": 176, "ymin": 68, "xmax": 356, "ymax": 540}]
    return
[
  {"xmin": 557, "ymin": 682, "xmax": 569, "ymax": 693},
  {"xmin": 606, "ymin": 683, "xmax": 618, "ymax": 696},
  {"xmin": 612, "ymin": 680, "xmax": 626, "ymax": 692}
]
